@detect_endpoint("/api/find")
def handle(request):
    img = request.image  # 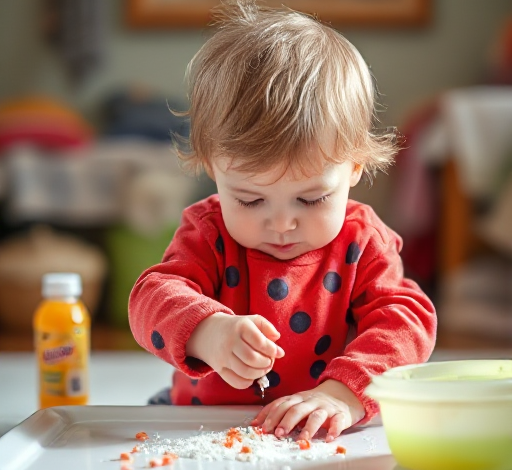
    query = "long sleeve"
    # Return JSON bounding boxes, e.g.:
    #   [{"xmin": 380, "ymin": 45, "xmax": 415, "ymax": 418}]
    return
[
  {"xmin": 128, "ymin": 201, "xmax": 234, "ymax": 378},
  {"xmin": 319, "ymin": 212, "xmax": 437, "ymax": 422},
  {"xmin": 128, "ymin": 197, "xmax": 437, "ymax": 410}
]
